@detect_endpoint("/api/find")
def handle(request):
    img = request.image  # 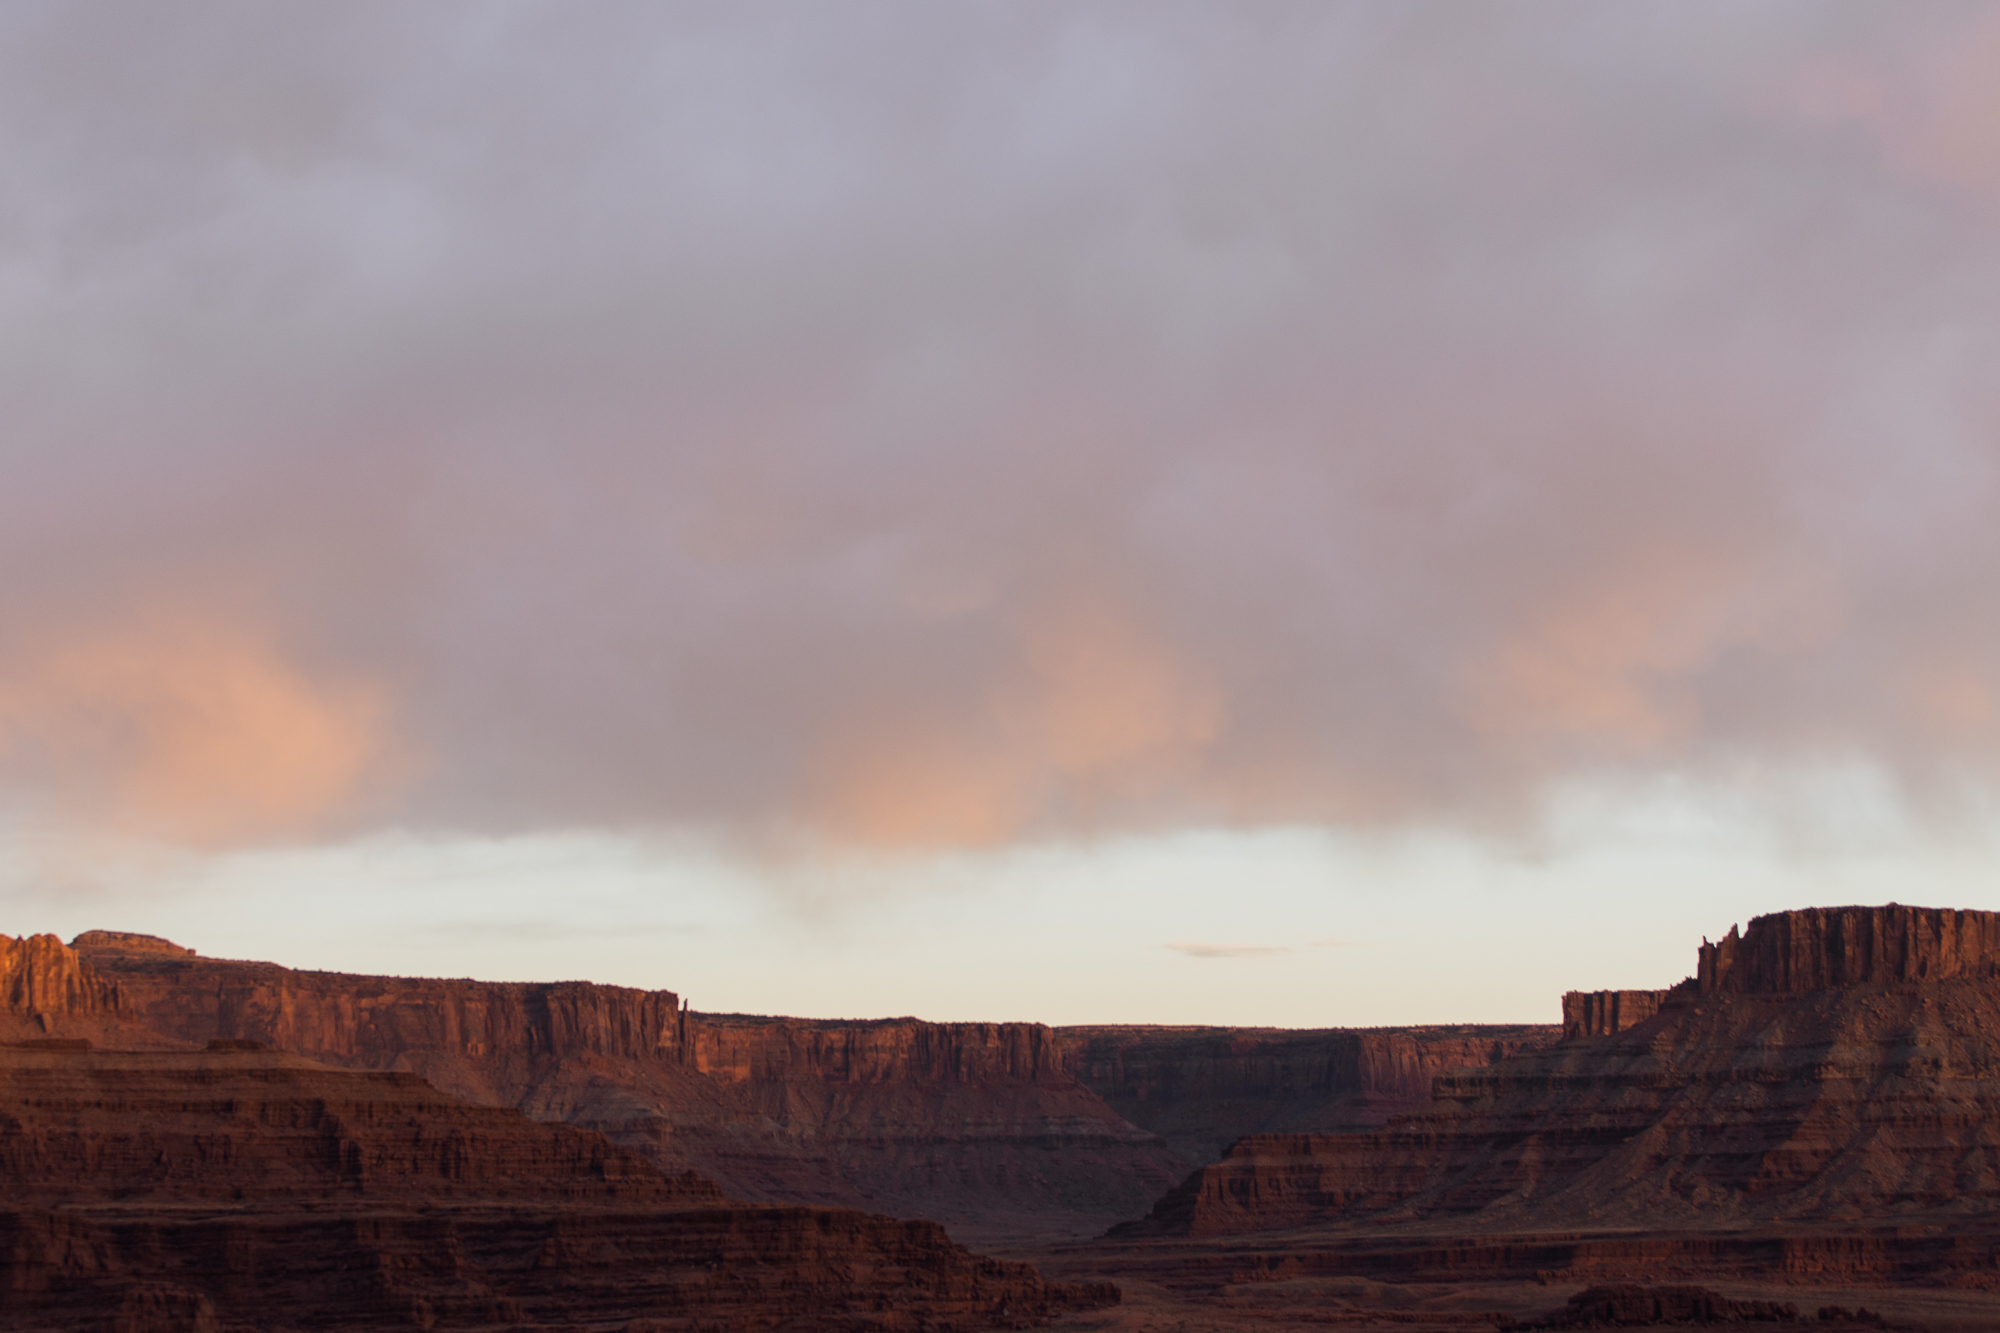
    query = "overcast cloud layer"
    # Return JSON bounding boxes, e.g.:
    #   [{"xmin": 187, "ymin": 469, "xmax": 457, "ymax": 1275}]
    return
[{"xmin": 4, "ymin": 1, "xmax": 2000, "ymax": 853}]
